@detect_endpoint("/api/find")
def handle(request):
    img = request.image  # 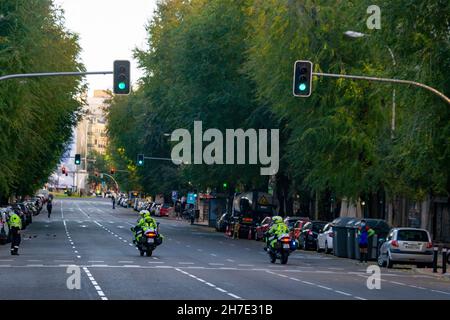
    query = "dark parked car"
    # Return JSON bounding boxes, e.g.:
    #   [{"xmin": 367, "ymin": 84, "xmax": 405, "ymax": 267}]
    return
[
  {"xmin": 299, "ymin": 221, "xmax": 328, "ymax": 250},
  {"xmin": 216, "ymin": 212, "xmax": 231, "ymax": 232}
]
